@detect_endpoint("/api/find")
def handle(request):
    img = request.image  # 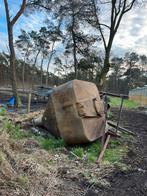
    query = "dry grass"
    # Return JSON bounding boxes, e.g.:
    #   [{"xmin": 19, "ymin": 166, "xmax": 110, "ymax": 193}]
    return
[
  {"xmin": 0, "ymin": 110, "xmax": 131, "ymax": 196},
  {"xmin": 0, "ymin": 130, "xmax": 87, "ymax": 196}
]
